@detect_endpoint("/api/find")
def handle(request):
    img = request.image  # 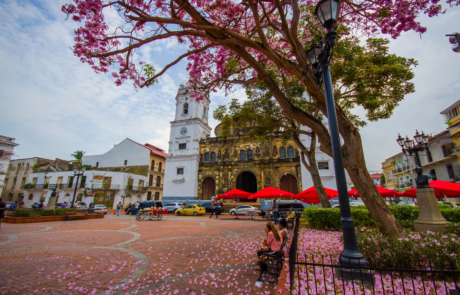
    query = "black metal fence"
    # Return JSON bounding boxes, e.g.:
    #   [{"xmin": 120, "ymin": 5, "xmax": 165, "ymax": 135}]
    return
[{"xmin": 288, "ymin": 218, "xmax": 460, "ymax": 294}]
